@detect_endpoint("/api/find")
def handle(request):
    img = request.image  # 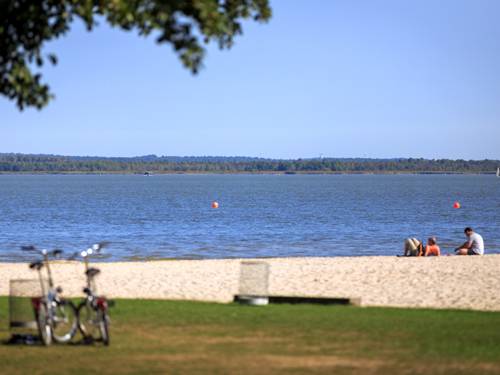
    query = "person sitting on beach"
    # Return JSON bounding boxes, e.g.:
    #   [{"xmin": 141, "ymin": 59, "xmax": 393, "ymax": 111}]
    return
[
  {"xmin": 403, "ymin": 238, "xmax": 423, "ymax": 256},
  {"xmin": 455, "ymin": 227, "xmax": 484, "ymax": 255},
  {"xmin": 424, "ymin": 237, "xmax": 440, "ymax": 256}
]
